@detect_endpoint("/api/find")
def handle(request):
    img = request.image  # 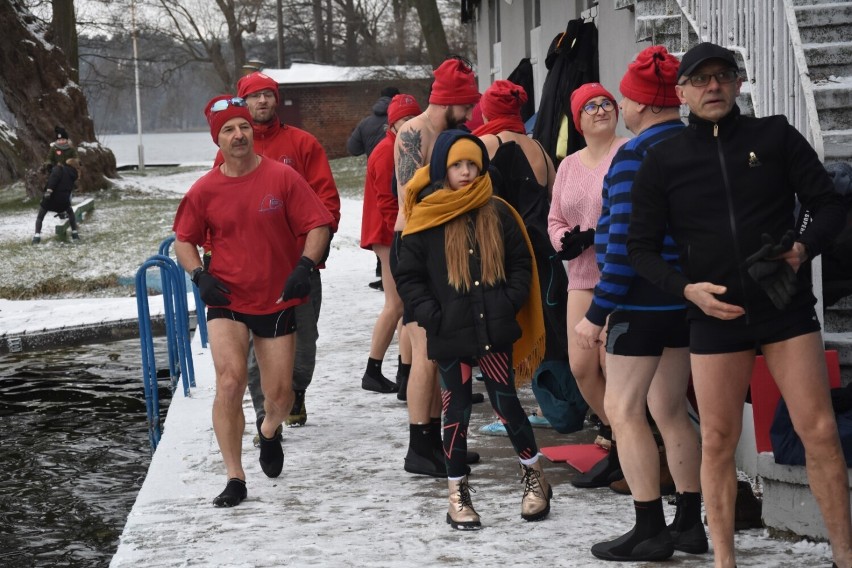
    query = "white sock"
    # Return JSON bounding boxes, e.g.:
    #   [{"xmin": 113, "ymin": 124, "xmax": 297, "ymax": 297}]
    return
[{"xmin": 519, "ymin": 453, "xmax": 541, "ymax": 467}]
